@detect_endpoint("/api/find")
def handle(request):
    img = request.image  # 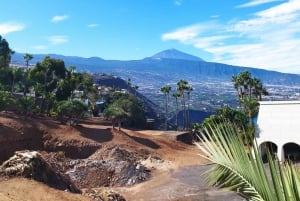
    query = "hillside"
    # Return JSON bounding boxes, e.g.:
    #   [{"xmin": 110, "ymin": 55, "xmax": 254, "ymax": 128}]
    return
[{"xmin": 0, "ymin": 112, "xmax": 242, "ymax": 201}]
